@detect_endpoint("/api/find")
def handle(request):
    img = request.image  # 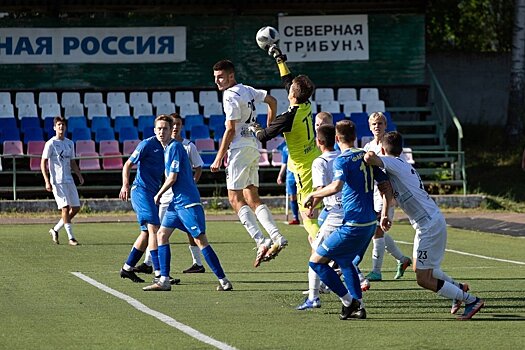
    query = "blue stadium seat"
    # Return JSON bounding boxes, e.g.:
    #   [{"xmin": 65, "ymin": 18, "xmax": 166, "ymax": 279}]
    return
[
  {"xmin": 0, "ymin": 117, "xmax": 17, "ymax": 131},
  {"xmin": 114, "ymin": 116, "xmax": 135, "ymax": 134},
  {"xmin": 23, "ymin": 127, "xmax": 44, "ymax": 143},
  {"xmin": 208, "ymin": 114, "xmax": 225, "ymax": 132},
  {"xmin": 67, "ymin": 116, "xmax": 88, "ymax": 136},
  {"xmin": 43, "ymin": 117, "xmax": 55, "ymax": 137},
  {"xmin": 20, "ymin": 117, "xmax": 40, "ymax": 133},
  {"xmin": 142, "ymin": 127, "xmax": 154, "ymax": 139},
  {"xmin": 384, "ymin": 111, "xmax": 397, "ymax": 131},
  {"xmin": 190, "ymin": 125, "xmax": 210, "ymax": 142},
  {"xmin": 91, "ymin": 116, "xmax": 111, "ymax": 133},
  {"xmin": 95, "ymin": 127, "xmax": 115, "ymax": 143},
  {"xmin": 119, "ymin": 127, "xmax": 139, "ymax": 143},
  {"xmin": 213, "ymin": 124, "xmax": 225, "ymax": 142},
  {"xmin": 71, "ymin": 127, "xmax": 91, "ymax": 142},
  {"xmin": 184, "ymin": 114, "xmax": 204, "ymax": 135},
  {"xmin": 332, "ymin": 112, "xmax": 346, "ymax": 124},
  {"xmin": 256, "ymin": 114, "xmax": 267, "ymax": 128},
  {"xmin": 200, "ymin": 151, "xmax": 218, "ymax": 168},
  {"xmin": 137, "ymin": 115, "xmax": 155, "ymax": 134},
  {"xmin": 0, "ymin": 127, "xmax": 20, "ymax": 143}
]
